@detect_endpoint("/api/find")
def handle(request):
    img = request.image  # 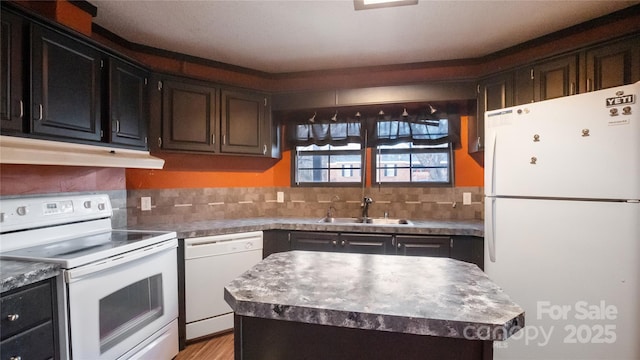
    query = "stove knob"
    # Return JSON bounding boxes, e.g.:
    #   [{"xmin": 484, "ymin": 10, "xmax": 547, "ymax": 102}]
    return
[
  {"xmin": 16, "ymin": 206, "xmax": 27, "ymax": 216},
  {"xmin": 83, "ymin": 201, "xmax": 92, "ymax": 209},
  {"xmin": 98, "ymin": 203, "xmax": 106, "ymax": 211}
]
